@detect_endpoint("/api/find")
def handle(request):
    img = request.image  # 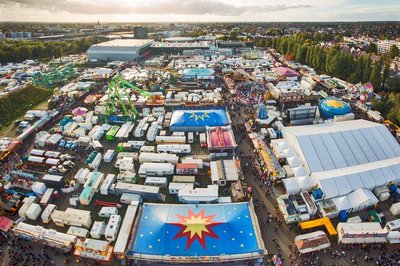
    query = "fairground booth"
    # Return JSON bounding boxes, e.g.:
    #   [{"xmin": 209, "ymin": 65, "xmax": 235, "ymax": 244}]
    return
[{"xmin": 126, "ymin": 202, "xmax": 267, "ymax": 264}]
